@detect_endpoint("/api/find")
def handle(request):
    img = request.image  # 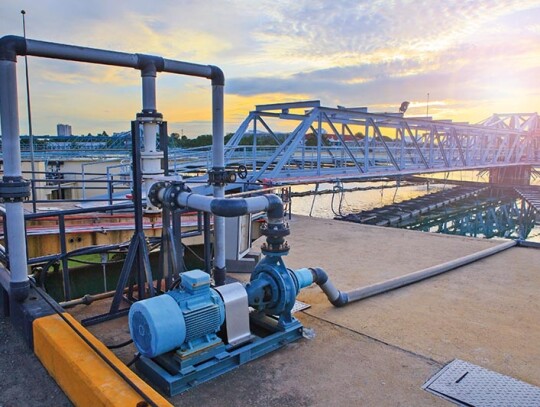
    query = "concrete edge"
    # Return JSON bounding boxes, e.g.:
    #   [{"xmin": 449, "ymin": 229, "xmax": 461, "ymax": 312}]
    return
[{"xmin": 33, "ymin": 313, "xmax": 172, "ymax": 407}]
